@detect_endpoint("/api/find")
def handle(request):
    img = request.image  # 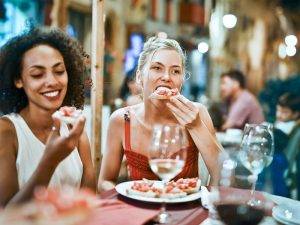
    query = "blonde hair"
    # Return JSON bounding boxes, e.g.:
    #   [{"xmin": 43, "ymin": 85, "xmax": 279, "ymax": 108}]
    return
[{"xmin": 137, "ymin": 36, "xmax": 186, "ymax": 77}]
